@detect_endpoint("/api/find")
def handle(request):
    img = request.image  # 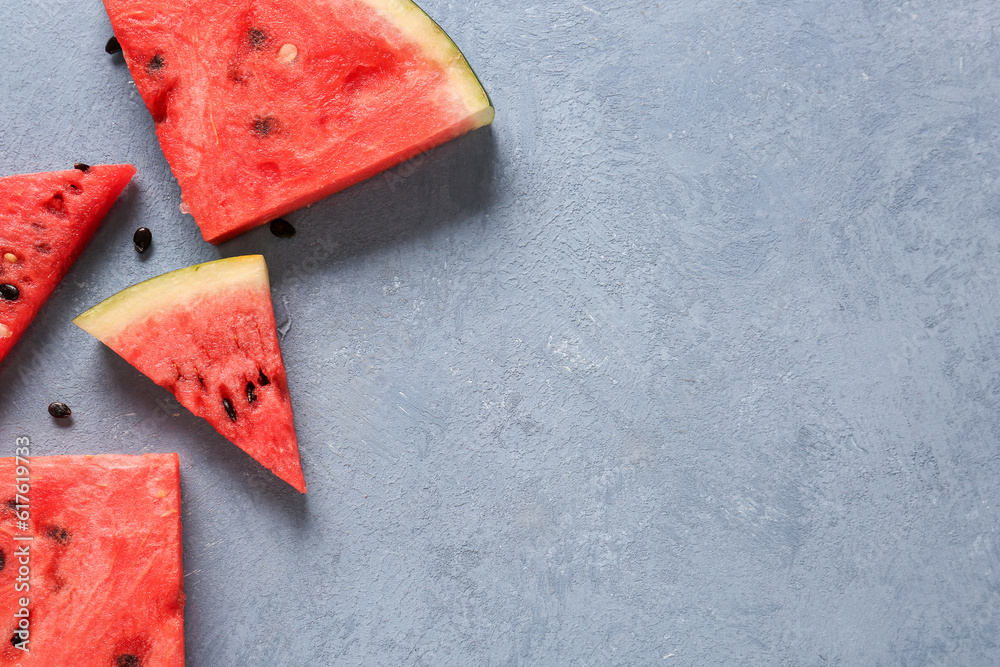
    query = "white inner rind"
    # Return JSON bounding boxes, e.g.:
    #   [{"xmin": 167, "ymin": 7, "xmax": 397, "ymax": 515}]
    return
[
  {"xmin": 74, "ymin": 255, "xmax": 270, "ymax": 342},
  {"xmin": 356, "ymin": 0, "xmax": 494, "ymax": 125}
]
